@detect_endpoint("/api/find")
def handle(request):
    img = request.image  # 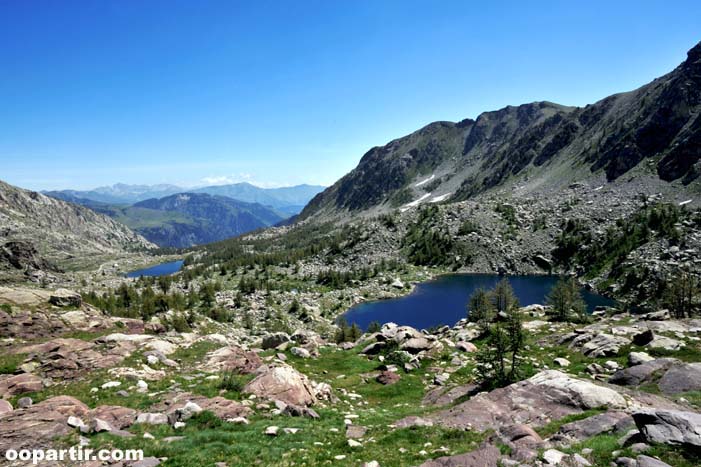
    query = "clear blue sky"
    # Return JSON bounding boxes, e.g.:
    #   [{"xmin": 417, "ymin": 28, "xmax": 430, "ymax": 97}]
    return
[{"xmin": 1, "ymin": 1, "xmax": 700, "ymax": 191}]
